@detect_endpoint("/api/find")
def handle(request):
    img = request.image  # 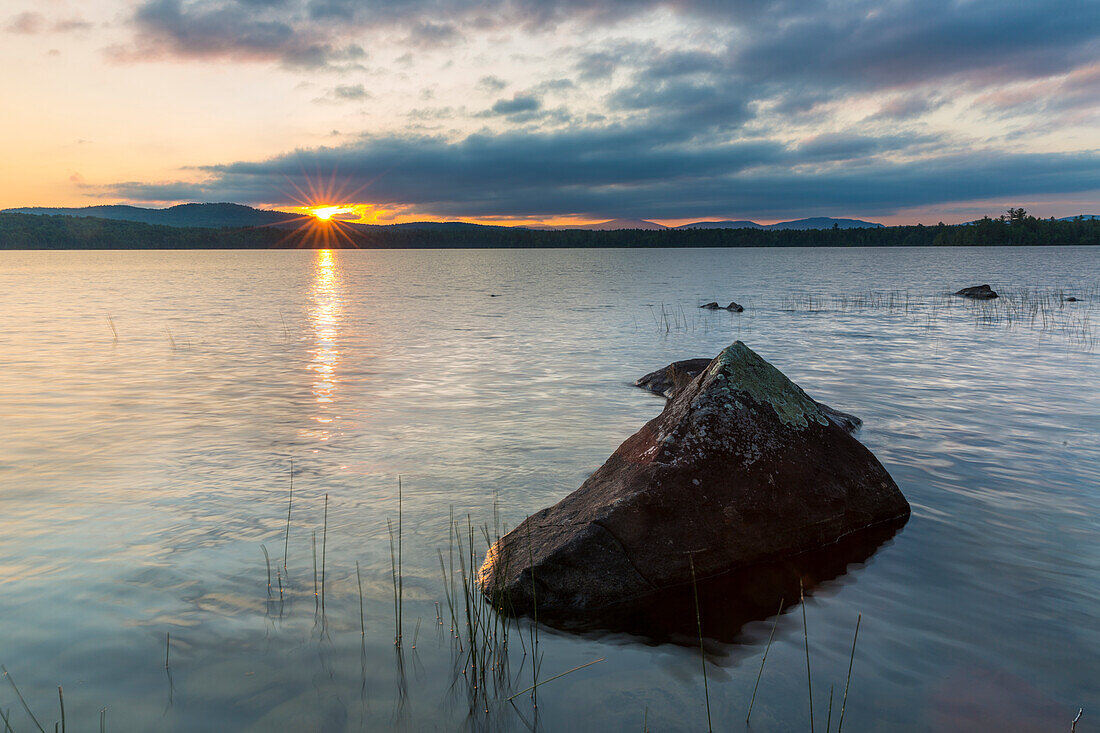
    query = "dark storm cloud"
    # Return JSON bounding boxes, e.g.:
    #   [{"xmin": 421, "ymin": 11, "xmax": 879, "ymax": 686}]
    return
[{"xmin": 101, "ymin": 127, "xmax": 1100, "ymax": 219}]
